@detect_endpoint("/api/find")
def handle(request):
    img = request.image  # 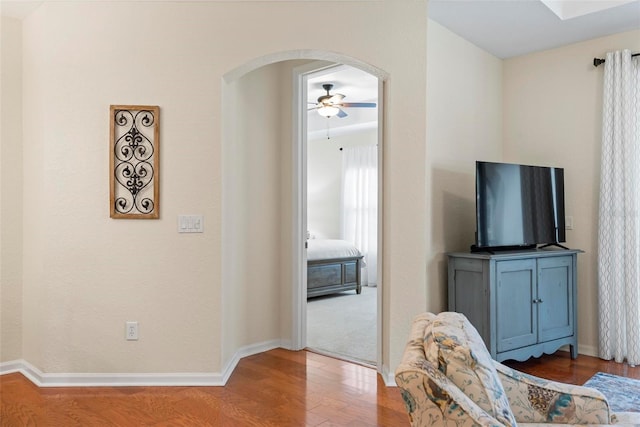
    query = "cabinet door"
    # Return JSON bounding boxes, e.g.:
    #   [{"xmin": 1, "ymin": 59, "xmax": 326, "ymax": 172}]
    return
[
  {"xmin": 496, "ymin": 259, "xmax": 537, "ymax": 352},
  {"xmin": 538, "ymin": 256, "xmax": 574, "ymax": 342}
]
